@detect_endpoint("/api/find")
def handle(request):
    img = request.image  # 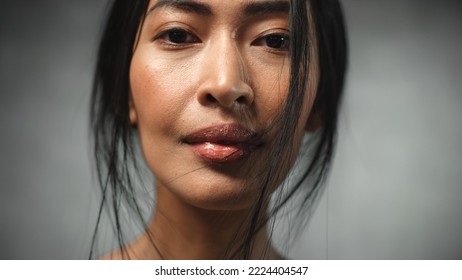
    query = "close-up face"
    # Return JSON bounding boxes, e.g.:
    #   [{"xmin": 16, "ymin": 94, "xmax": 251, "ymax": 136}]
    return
[{"xmin": 129, "ymin": 0, "xmax": 319, "ymax": 211}]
